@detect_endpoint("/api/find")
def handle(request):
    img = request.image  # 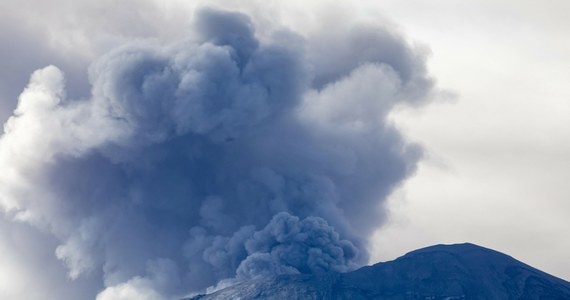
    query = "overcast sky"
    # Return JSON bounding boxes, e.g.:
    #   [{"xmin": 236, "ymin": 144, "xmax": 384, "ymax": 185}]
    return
[
  {"xmin": 368, "ymin": 0, "xmax": 570, "ymax": 281},
  {"xmin": 0, "ymin": 1, "xmax": 568, "ymax": 299}
]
